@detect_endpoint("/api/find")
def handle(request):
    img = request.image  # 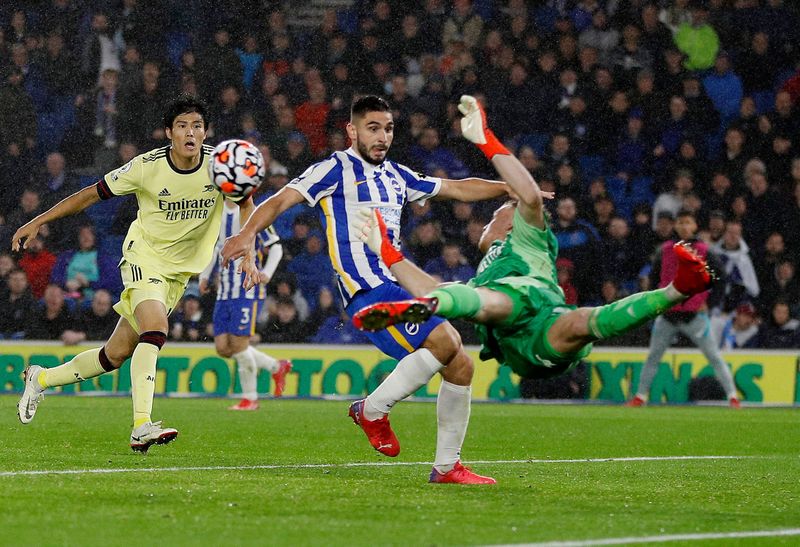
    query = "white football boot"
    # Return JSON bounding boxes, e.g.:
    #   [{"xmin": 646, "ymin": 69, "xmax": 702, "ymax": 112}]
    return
[
  {"xmin": 130, "ymin": 421, "xmax": 179, "ymax": 453},
  {"xmin": 17, "ymin": 364, "xmax": 45, "ymax": 424}
]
